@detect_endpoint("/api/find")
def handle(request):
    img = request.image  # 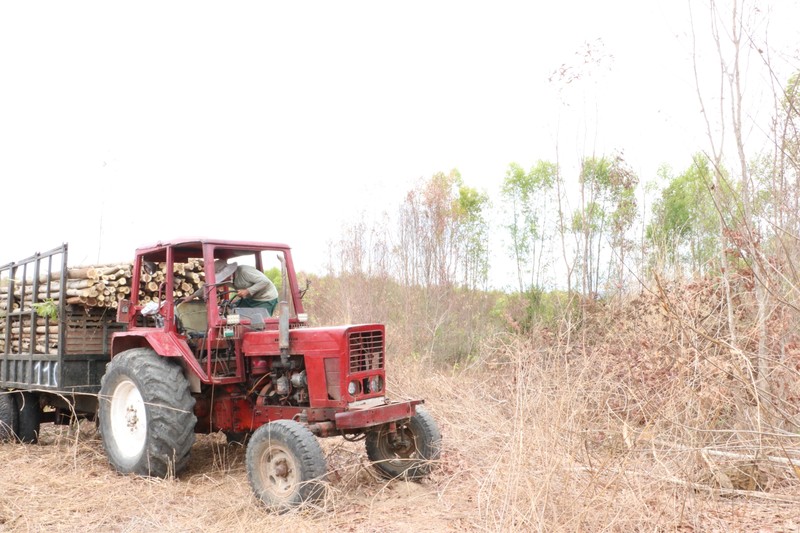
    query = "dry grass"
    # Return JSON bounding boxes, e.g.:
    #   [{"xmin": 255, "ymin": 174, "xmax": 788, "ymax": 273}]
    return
[
  {"xmin": 0, "ymin": 421, "xmax": 454, "ymax": 533},
  {"xmin": 3, "ymin": 280, "xmax": 800, "ymax": 531}
]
